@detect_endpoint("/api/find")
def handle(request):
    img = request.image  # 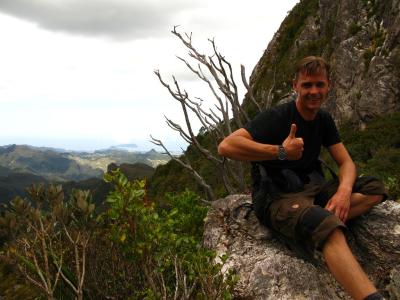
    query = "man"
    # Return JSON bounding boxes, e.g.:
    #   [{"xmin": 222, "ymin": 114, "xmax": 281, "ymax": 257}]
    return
[{"xmin": 218, "ymin": 56, "xmax": 387, "ymax": 300}]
